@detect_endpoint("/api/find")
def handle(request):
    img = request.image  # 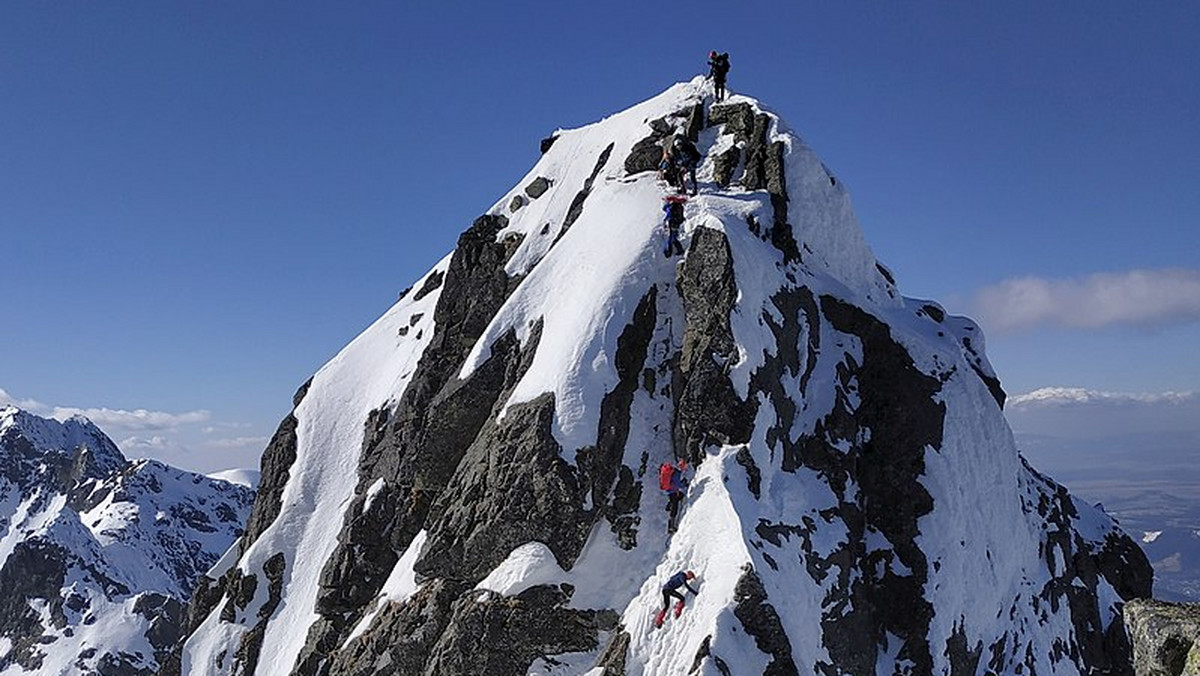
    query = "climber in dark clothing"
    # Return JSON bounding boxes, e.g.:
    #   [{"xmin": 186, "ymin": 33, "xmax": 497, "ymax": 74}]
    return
[
  {"xmin": 671, "ymin": 135, "xmax": 701, "ymax": 196},
  {"xmin": 708, "ymin": 51, "xmax": 730, "ymax": 101},
  {"xmin": 659, "ymin": 142, "xmax": 683, "ymax": 190},
  {"xmin": 662, "ymin": 195, "xmax": 687, "ymax": 258},
  {"xmin": 655, "ymin": 570, "xmax": 699, "ymax": 626}
]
